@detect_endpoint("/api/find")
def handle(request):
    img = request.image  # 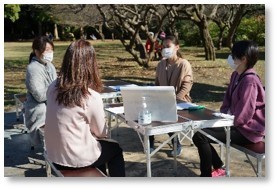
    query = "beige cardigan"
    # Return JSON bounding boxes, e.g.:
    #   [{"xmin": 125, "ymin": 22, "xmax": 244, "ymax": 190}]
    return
[{"xmin": 155, "ymin": 58, "xmax": 193, "ymax": 102}]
